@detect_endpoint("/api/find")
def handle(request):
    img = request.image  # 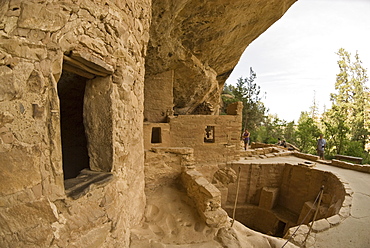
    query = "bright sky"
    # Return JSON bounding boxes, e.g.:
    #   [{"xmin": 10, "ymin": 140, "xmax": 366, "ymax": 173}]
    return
[{"xmin": 225, "ymin": 0, "xmax": 370, "ymax": 122}]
